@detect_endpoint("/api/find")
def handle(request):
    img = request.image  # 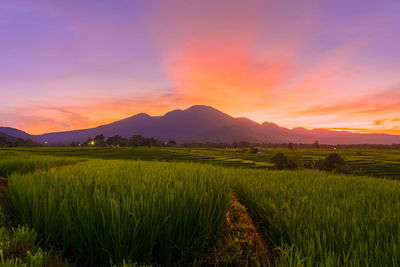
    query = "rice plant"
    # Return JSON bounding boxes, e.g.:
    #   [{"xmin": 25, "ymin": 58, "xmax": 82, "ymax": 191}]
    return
[
  {"xmin": 233, "ymin": 169, "xmax": 400, "ymax": 266},
  {"xmin": 0, "ymin": 156, "xmax": 77, "ymax": 177},
  {"xmin": 6, "ymin": 160, "xmax": 231, "ymax": 266}
]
